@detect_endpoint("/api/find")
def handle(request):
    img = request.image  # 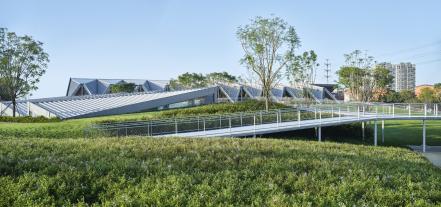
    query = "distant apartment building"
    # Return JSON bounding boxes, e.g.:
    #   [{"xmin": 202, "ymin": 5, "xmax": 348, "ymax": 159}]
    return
[{"xmin": 377, "ymin": 62, "xmax": 416, "ymax": 92}]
